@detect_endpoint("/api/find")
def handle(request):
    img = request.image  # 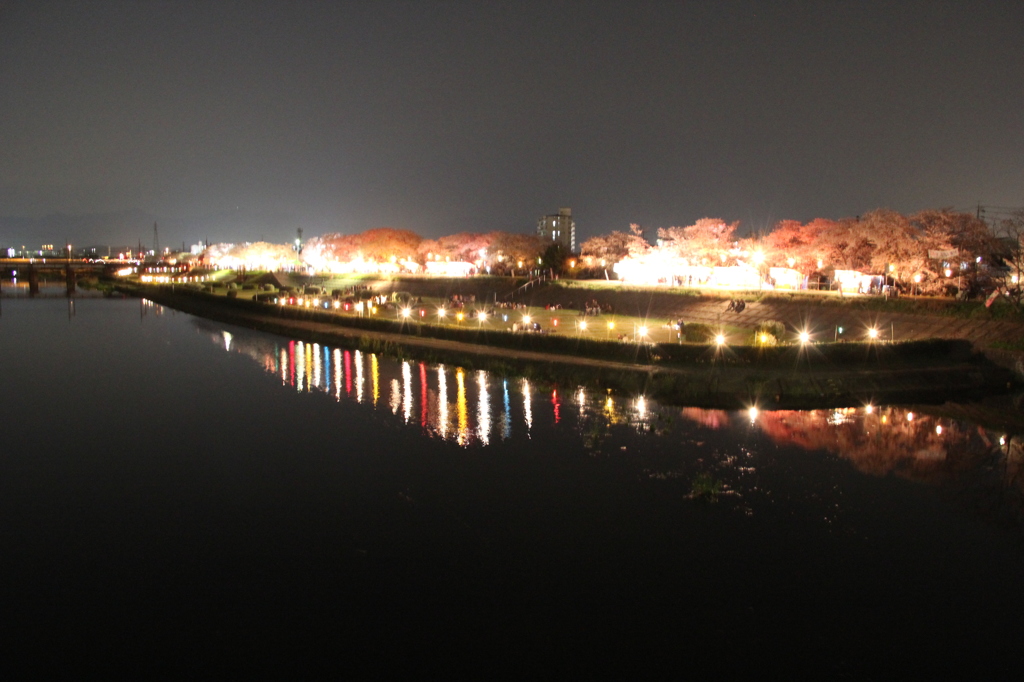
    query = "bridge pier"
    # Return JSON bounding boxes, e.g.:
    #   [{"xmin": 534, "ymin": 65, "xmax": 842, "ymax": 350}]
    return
[
  {"xmin": 28, "ymin": 265, "xmax": 39, "ymax": 295},
  {"xmin": 65, "ymin": 265, "xmax": 76, "ymax": 295}
]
